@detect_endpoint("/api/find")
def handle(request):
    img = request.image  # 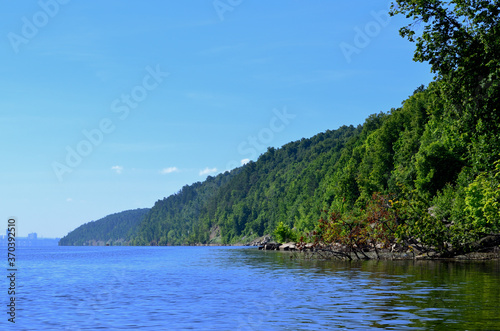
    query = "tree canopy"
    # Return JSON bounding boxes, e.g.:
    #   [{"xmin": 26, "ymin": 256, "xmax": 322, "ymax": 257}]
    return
[{"xmin": 391, "ymin": 0, "xmax": 500, "ymax": 170}]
